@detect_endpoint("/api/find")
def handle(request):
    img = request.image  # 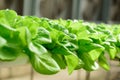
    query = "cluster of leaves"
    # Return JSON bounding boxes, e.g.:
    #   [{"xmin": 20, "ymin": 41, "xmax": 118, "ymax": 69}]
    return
[{"xmin": 0, "ymin": 10, "xmax": 120, "ymax": 75}]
